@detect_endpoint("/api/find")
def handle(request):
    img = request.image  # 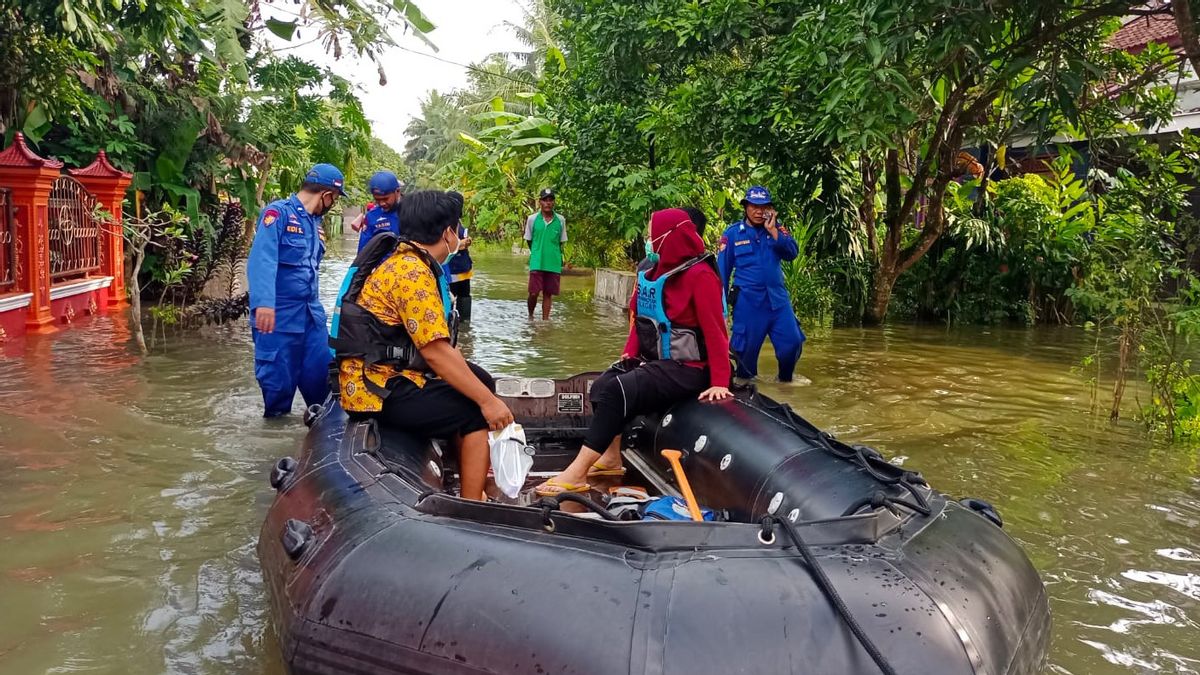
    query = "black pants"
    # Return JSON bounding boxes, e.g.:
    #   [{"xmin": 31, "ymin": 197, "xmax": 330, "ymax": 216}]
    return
[
  {"xmin": 450, "ymin": 279, "xmax": 472, "ymax": 321},
  {"xmin": 350, "ymin": 362, "xmax": 495, "ymax": 439},
  {"xmin": 584, "ymin": 360, "xmax": 709, "ymax": 450}
]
